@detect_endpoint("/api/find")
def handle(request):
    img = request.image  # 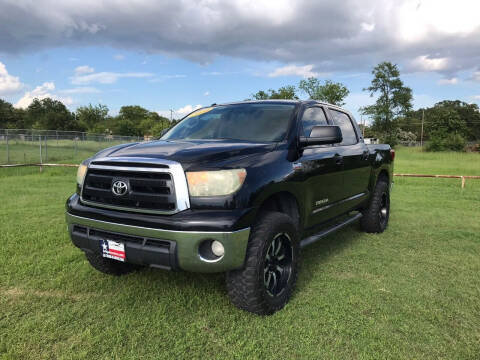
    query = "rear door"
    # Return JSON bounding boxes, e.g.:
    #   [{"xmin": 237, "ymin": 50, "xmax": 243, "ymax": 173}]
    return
[
  {"xmin": 327, "ymin": 108, "xmax": 371, "ymax": 211},
  {"xmin": 297, "ymin": 106, "xmax": 346, "ymax": 227}
]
